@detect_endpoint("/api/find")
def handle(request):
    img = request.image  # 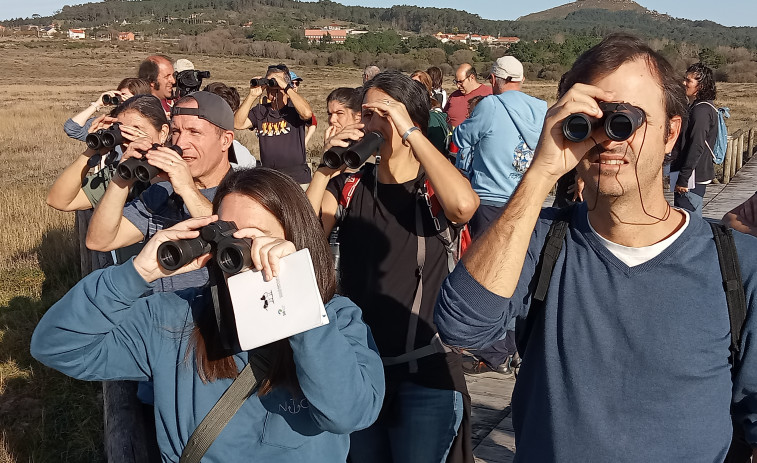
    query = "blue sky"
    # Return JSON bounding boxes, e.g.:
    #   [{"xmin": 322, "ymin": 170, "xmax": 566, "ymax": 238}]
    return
[{"xmin": 3, "ymin": 0, "xmax": 755, "ymax": 27}]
